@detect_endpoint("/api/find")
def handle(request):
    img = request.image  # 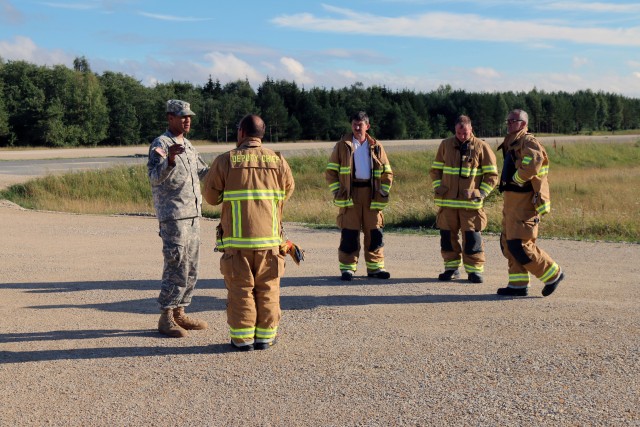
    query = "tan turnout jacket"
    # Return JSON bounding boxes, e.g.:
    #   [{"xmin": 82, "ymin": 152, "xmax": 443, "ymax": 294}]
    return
[
  {"xmin": 498, "ymin": 130, "xmax": 551, "ymax": 215},
  {"xmin": 203, "ymin": 137, "xmax": 295, "ymax": 250},
  {"xmin": 325, "ymin": 133, "xmax": 393, "ymax": 210},
  {"xmin": 430, "ymin": 134, "xmax": 498, "ymax": 210}
]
